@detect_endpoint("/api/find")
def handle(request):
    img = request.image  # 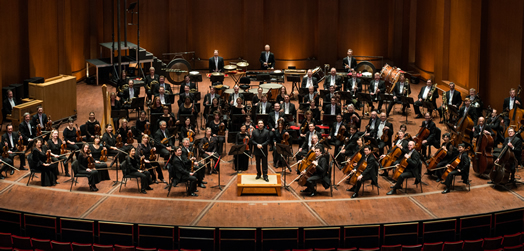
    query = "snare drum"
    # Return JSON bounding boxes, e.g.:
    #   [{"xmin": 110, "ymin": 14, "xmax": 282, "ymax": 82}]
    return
[{"xmin": 311, "ymin": 66, "xmax": 325, "ymax": 81}]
